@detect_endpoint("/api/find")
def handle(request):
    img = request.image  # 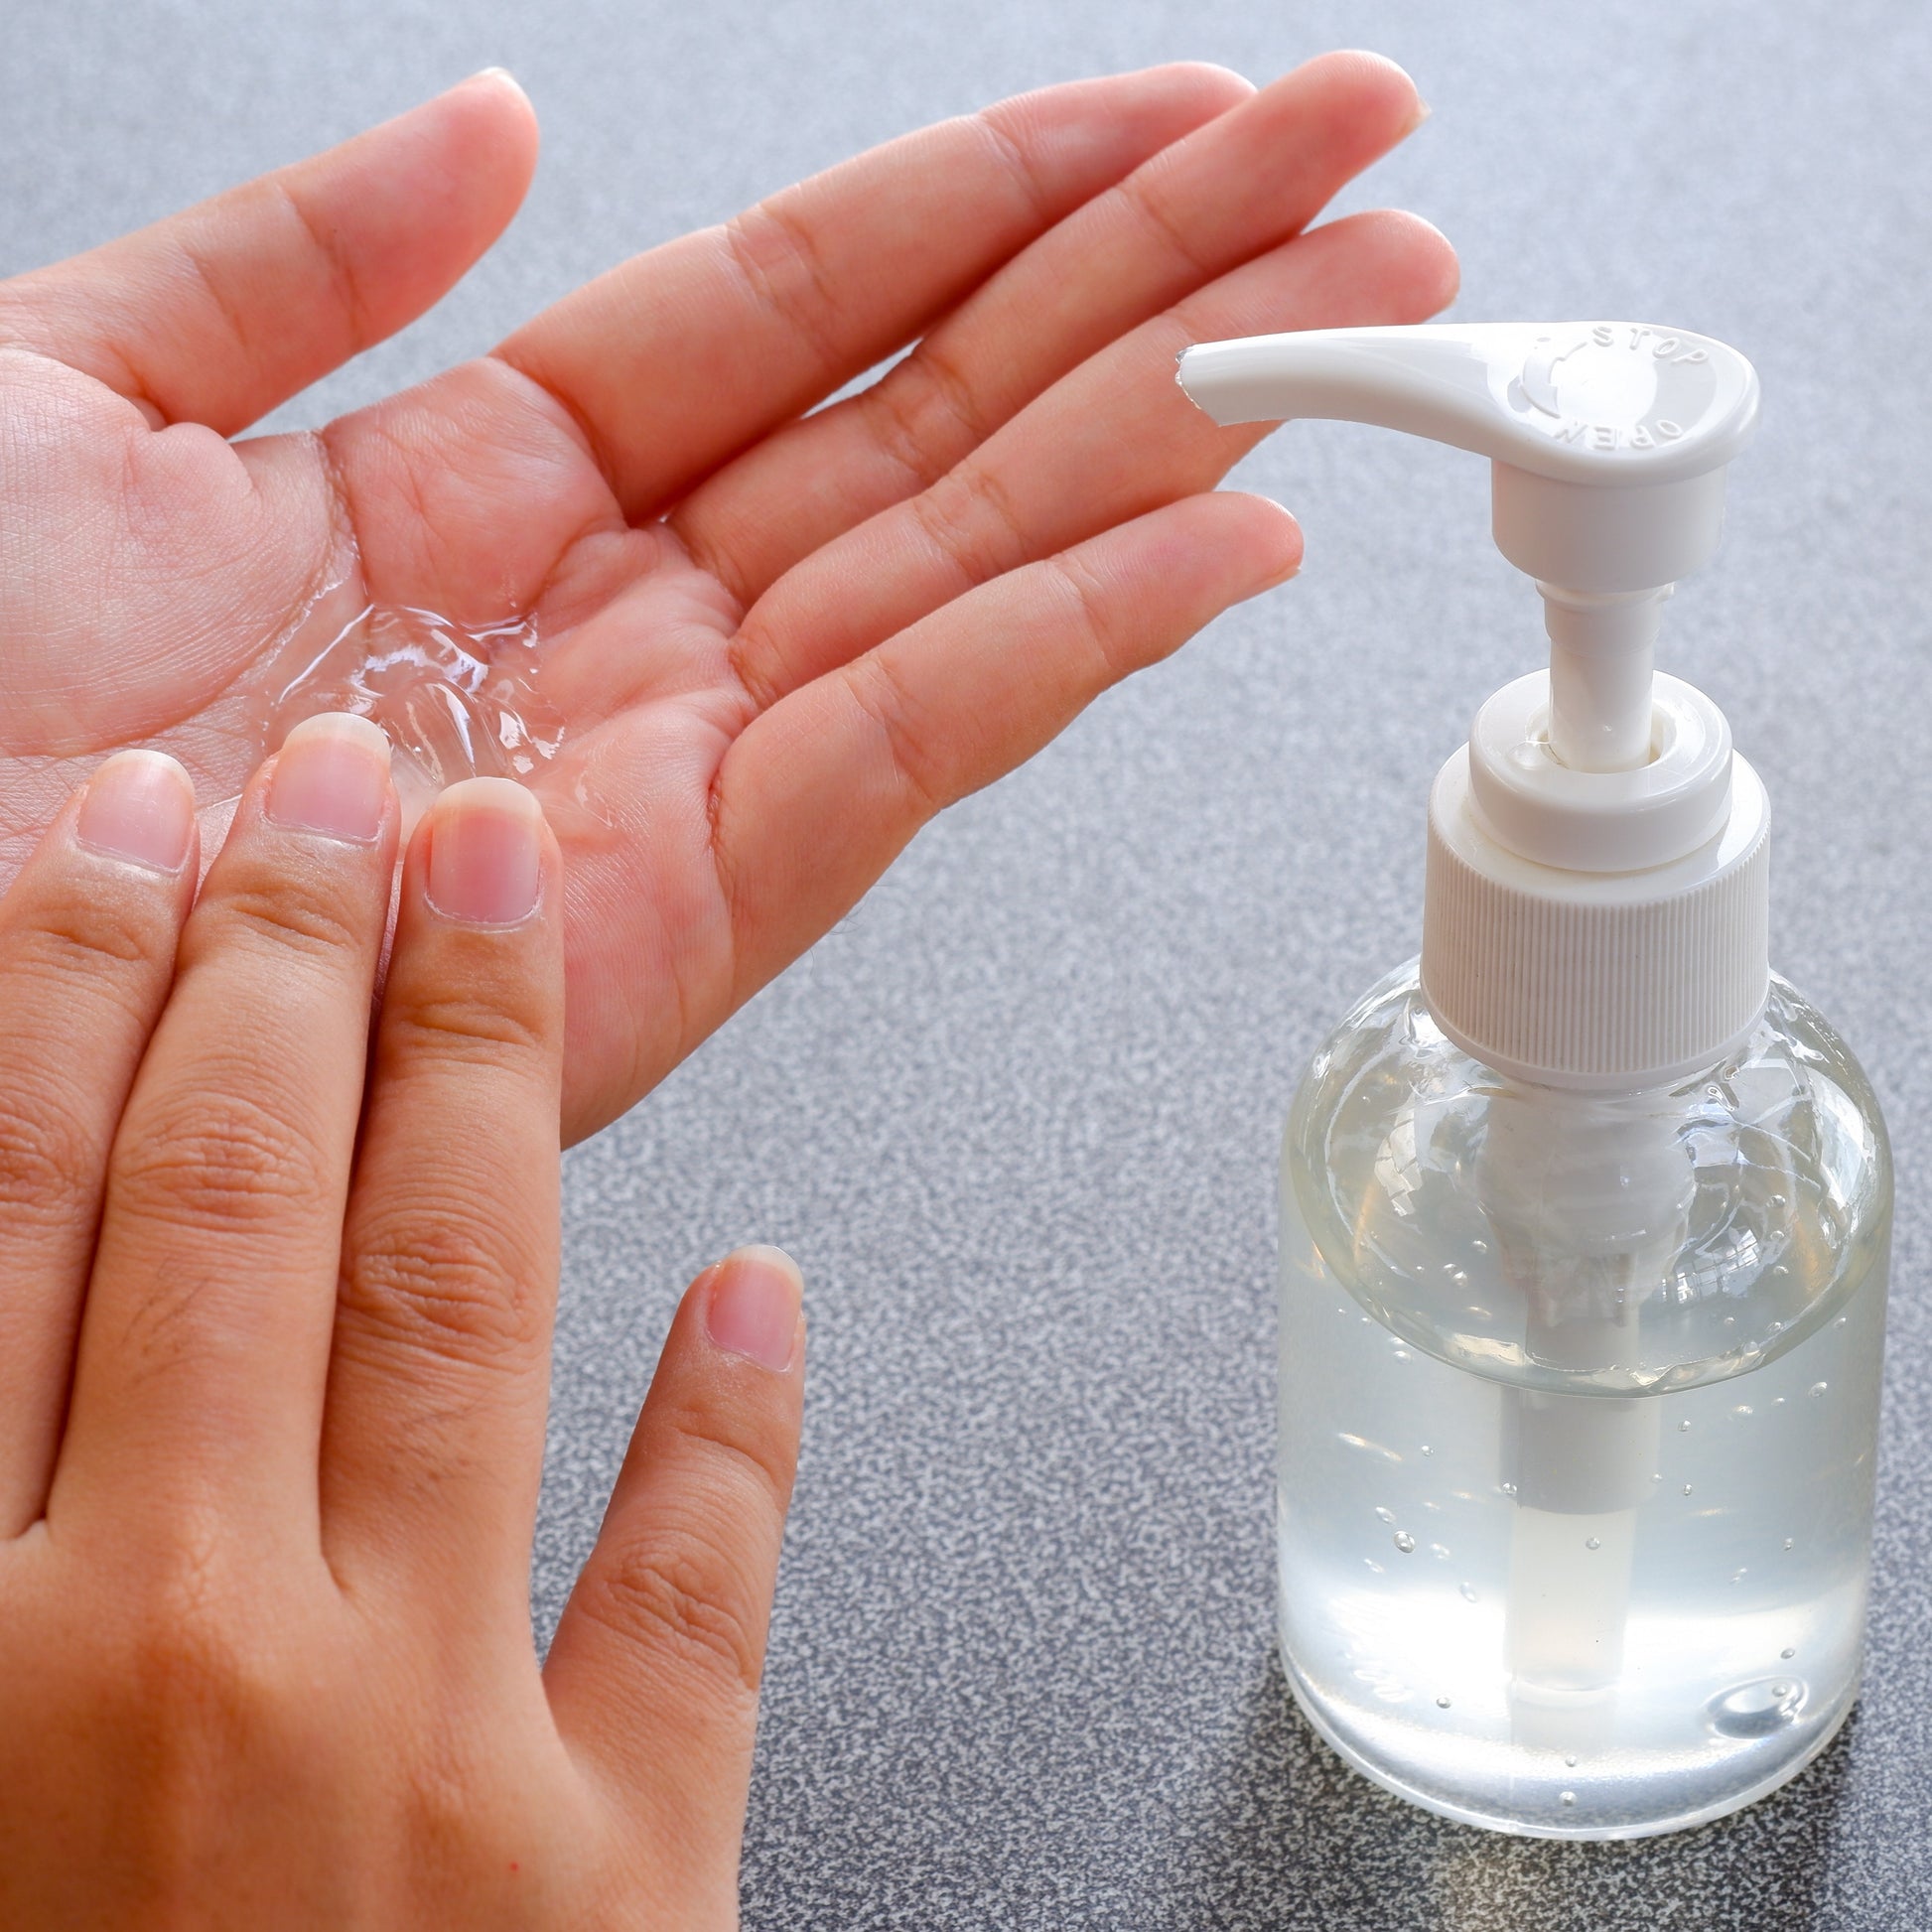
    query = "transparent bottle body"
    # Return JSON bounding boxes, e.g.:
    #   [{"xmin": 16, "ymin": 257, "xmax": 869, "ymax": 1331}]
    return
[{"xmin": 1277, "ymin": 963, "xmax": 1890, "ymax": 1839}]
